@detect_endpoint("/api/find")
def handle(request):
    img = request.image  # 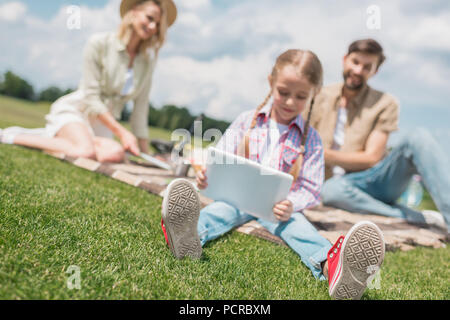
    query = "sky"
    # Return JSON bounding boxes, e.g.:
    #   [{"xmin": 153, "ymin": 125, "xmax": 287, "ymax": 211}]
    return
[{"xmin": 0, "ymin": 0, "xmax": 449, "ymax": 157}]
